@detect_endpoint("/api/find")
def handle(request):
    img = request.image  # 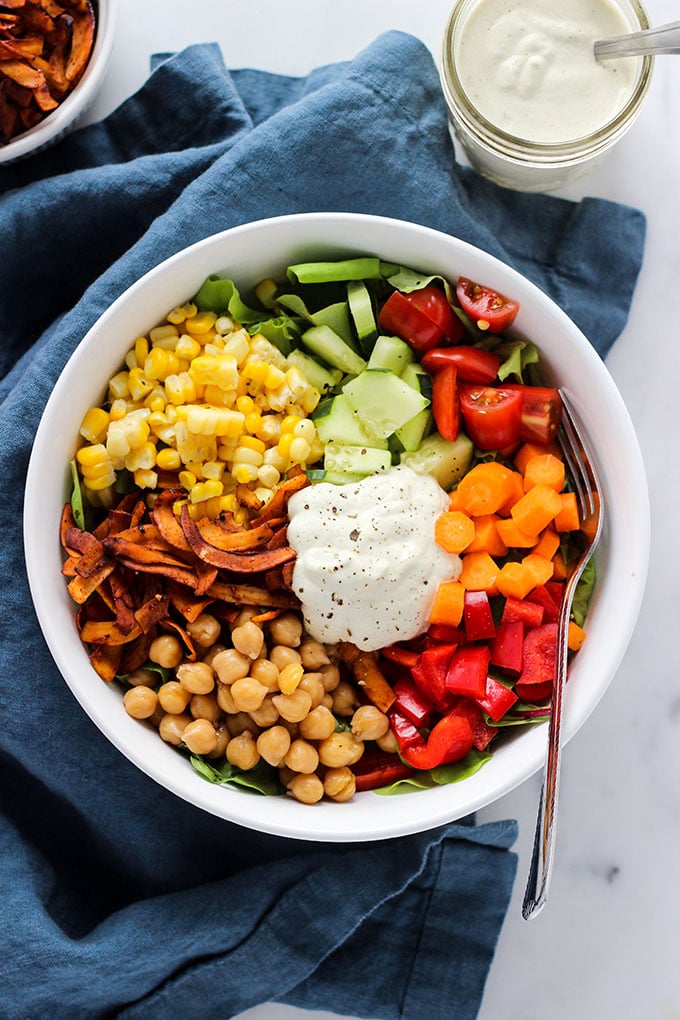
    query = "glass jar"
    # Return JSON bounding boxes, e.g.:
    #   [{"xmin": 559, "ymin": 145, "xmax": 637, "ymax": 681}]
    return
[{"xmin": 440, "ymin": 0, "xmax": 654, "ymax": 192}]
